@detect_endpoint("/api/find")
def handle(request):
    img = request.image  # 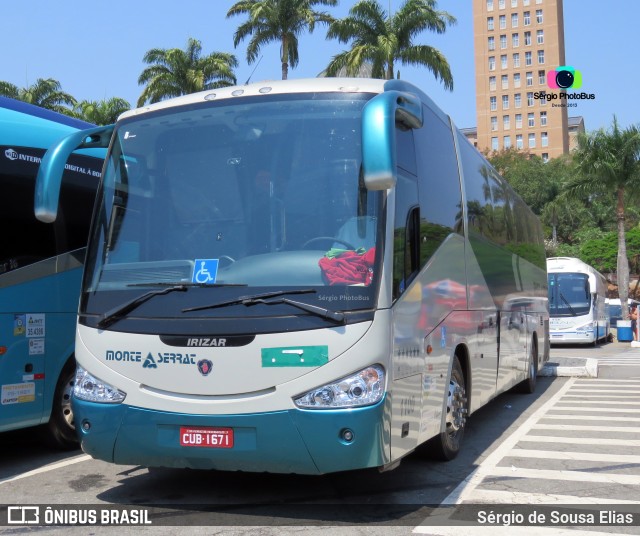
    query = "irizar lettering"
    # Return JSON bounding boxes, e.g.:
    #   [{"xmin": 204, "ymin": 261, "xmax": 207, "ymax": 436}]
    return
[{"xmin": 187, "ymin": 338, "xmax": 227, "ymax": 347}]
